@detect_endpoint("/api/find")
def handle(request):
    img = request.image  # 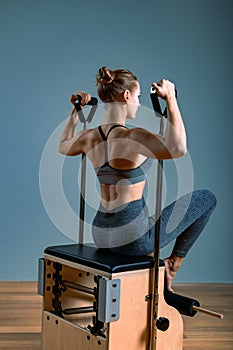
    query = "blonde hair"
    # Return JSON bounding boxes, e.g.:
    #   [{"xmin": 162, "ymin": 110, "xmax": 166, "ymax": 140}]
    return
[{"xmin": 96, "ymin": 66, "xmax": 138, "ymax": 102}]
